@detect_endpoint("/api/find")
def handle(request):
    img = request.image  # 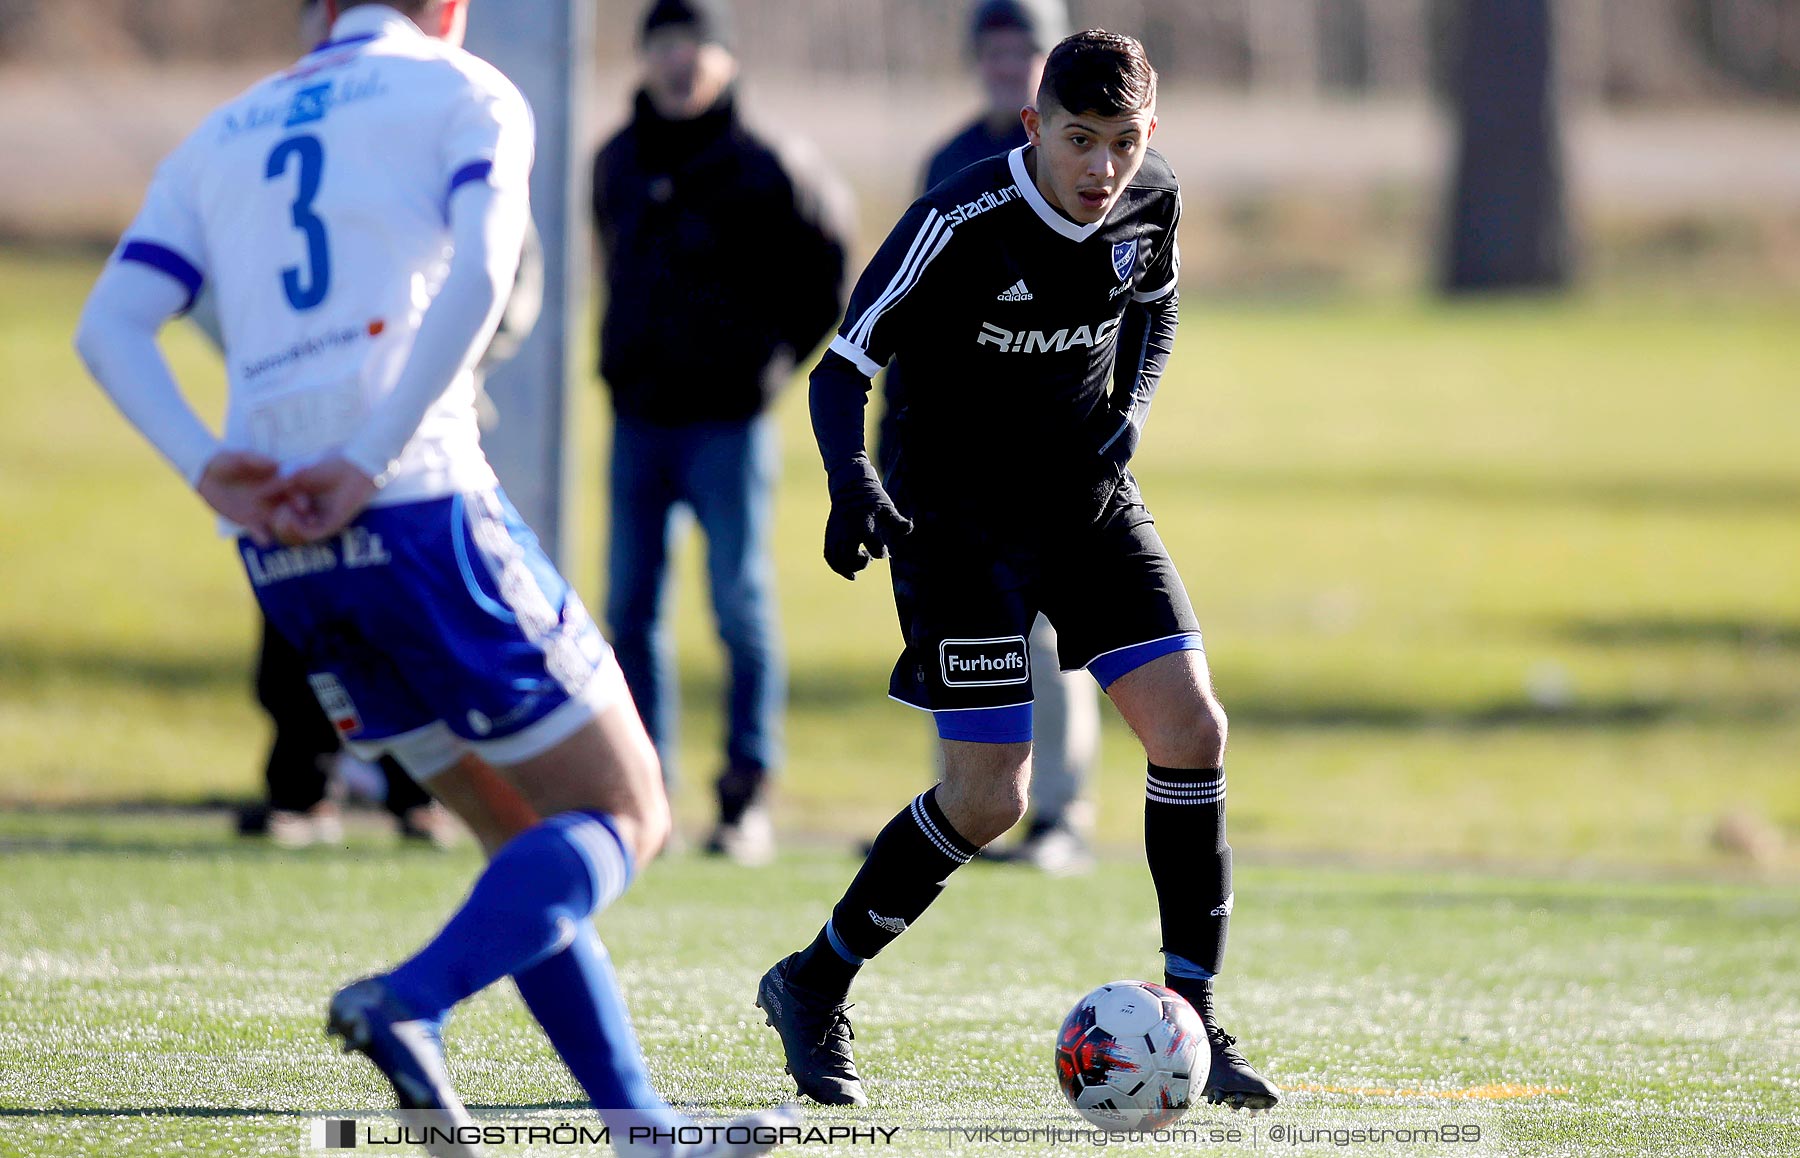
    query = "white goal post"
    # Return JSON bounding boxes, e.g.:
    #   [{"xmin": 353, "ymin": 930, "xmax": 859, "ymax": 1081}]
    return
[{"xmin": 465, "ymin": 0, "xmax": 592, "ymax": 566}]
